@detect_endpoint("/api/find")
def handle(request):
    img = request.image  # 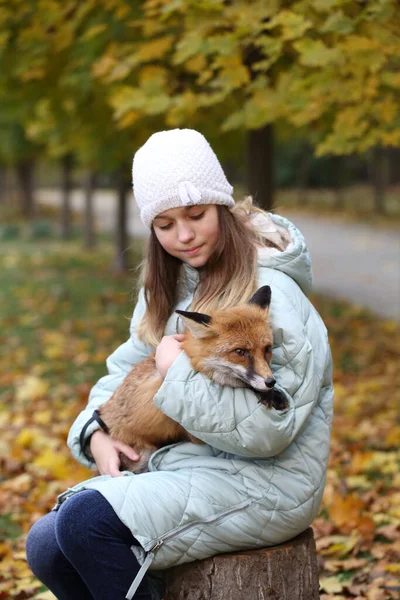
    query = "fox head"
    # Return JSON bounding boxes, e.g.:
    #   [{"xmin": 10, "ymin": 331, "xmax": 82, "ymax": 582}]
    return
[{"xmin": 176, "ymin": 286, "xmax": 276, "ymax": 393}]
